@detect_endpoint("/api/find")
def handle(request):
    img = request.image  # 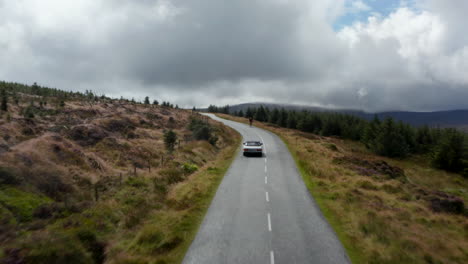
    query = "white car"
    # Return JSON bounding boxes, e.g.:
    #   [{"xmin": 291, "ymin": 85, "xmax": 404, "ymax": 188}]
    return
[{"xmin": 243, "ymin": 141, "xmax": 263, "ymax": 156}]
